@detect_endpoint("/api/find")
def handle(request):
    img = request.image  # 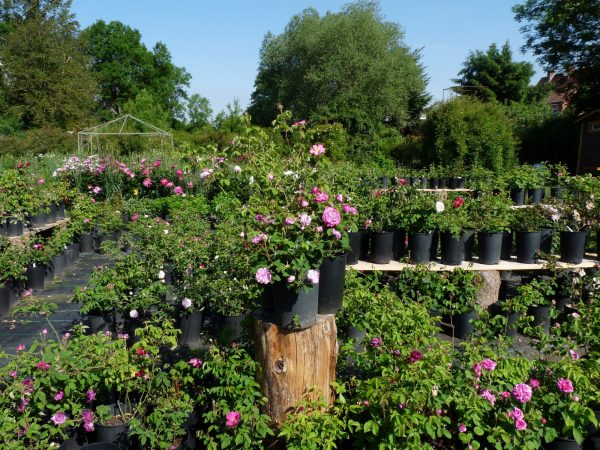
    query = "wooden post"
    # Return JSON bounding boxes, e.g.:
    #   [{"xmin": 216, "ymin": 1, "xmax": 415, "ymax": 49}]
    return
[{"xmin": 254, "ymin": 314, "xmax": 337, "ymax": 426}]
